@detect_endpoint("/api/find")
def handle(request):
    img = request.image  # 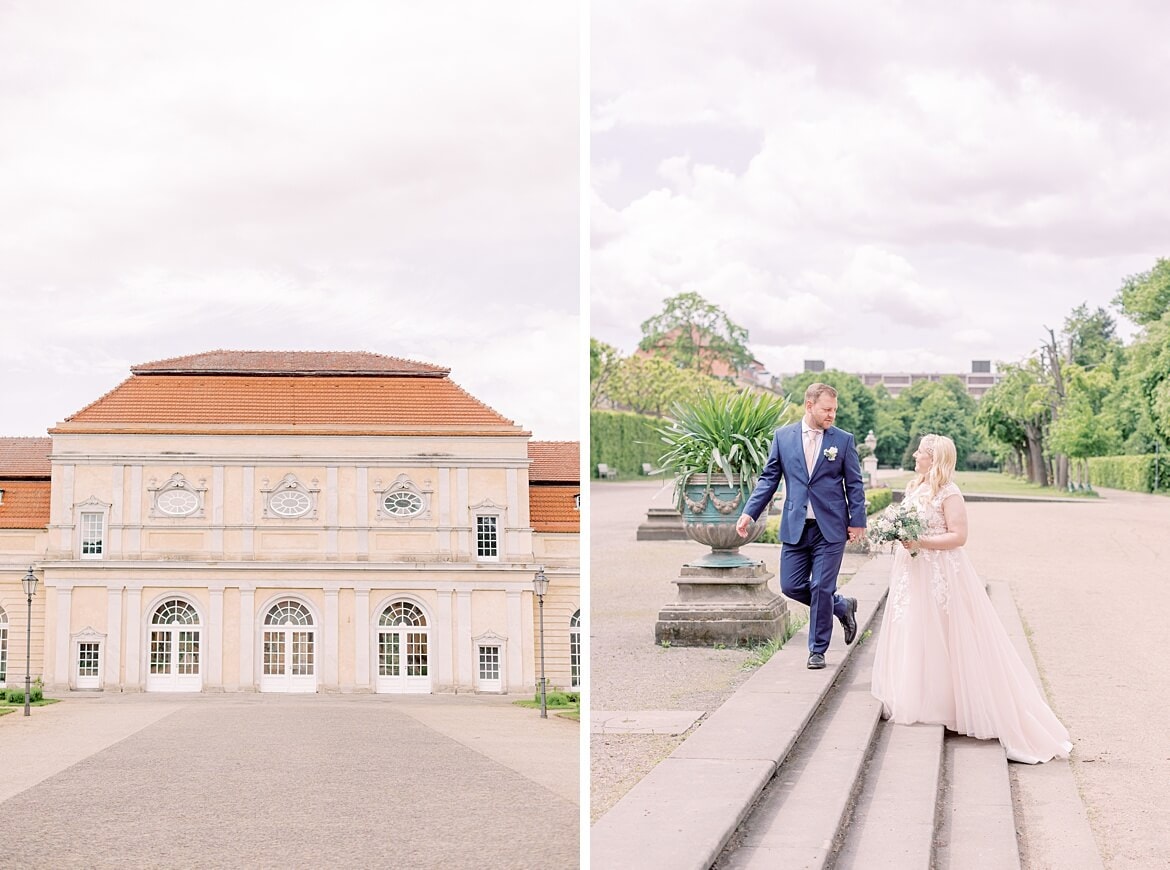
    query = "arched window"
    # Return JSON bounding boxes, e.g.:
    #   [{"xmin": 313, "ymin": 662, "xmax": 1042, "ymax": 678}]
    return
[
  {"xmin": 261, "ymin": 600, "xmax": 317, "ymax": 693},
  {"xmin": 570, "ymin": 609, "xmax": 581, "ymax": 689},
  {"xmin": 147, "ymin": 598, "xmax": 202, "ymax": 692},
  {"xmin": 376, "ymin": 601, "xmax": 431, "ymax": 694}
]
